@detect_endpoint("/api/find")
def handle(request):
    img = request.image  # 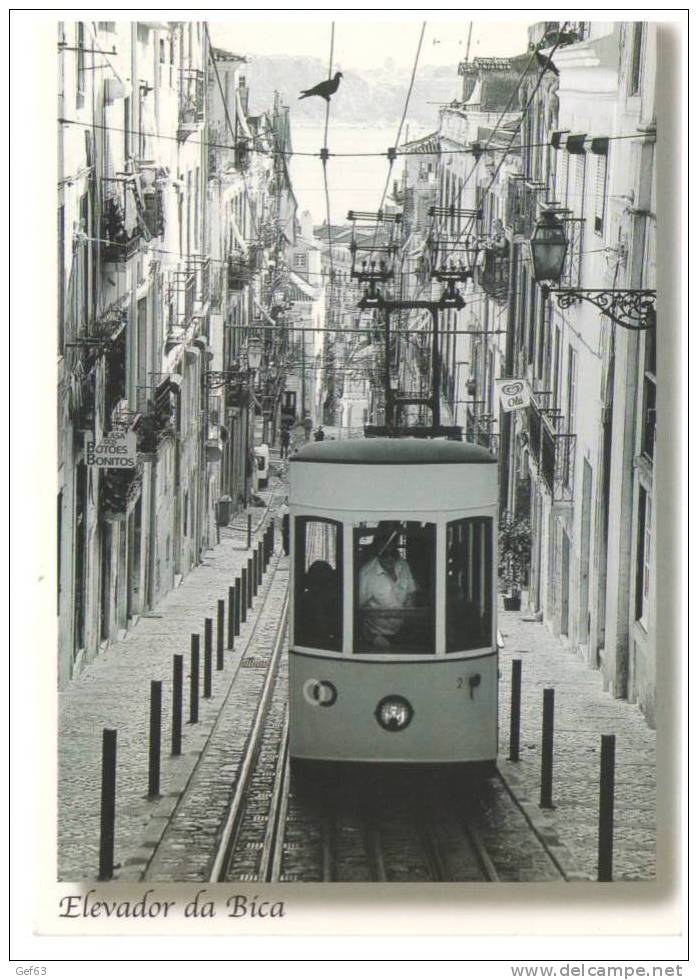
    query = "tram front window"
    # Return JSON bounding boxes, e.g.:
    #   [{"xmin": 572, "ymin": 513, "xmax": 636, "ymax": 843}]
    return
[
  {"xmin": 294, "ymin": 517, "xmax": 342, "ymax": 651},
  {"xmin": 354, "ymin": 521, "xmax": 435, "ymax": 654},
  {"xmin": 446, "ymin": 517, "xmax": 493, "ymax": 652}
]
